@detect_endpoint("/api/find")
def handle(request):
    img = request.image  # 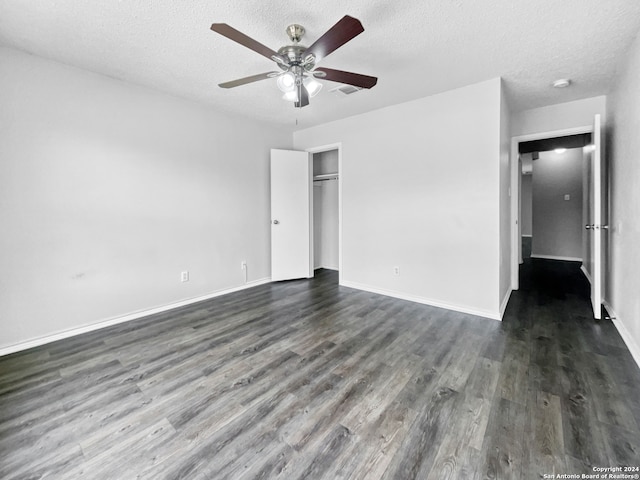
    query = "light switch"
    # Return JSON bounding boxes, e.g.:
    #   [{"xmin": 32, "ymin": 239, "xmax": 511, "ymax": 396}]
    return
[{"xmin": 564, "ymin": 194, "xmax": 571, "ymax": 201}]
